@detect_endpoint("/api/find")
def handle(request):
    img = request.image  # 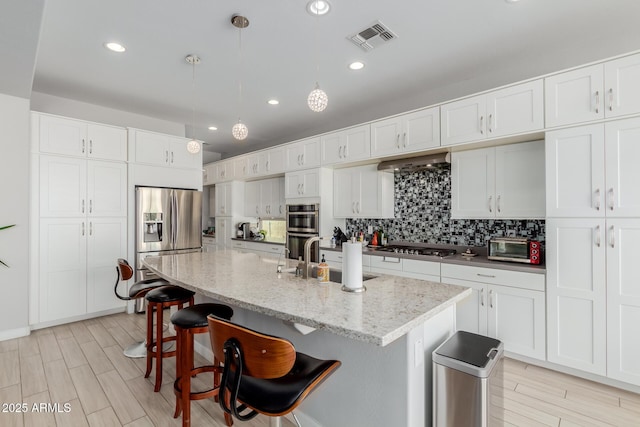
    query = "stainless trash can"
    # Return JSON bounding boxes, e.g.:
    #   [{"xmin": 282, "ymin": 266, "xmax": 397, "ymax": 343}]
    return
[{"xmin": 432, "ymin": 331, "xmax": 504, "ymax": 427}]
